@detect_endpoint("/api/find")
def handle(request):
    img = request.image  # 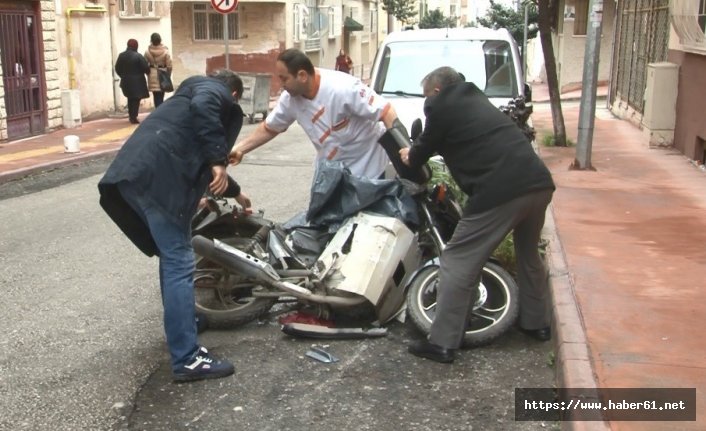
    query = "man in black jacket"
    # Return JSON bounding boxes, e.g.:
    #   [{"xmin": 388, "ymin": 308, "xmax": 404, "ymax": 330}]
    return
[
  {"xmin": 400, "ymin": 66, "xmax": 555, "ymax": 364},
  {"xmin": 98, "ymin": 70, "xmax": 245, "ymax": 382},
  {"xmin": 114, "ymin": 39, "xmax": 149, "ymax": 124}
]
